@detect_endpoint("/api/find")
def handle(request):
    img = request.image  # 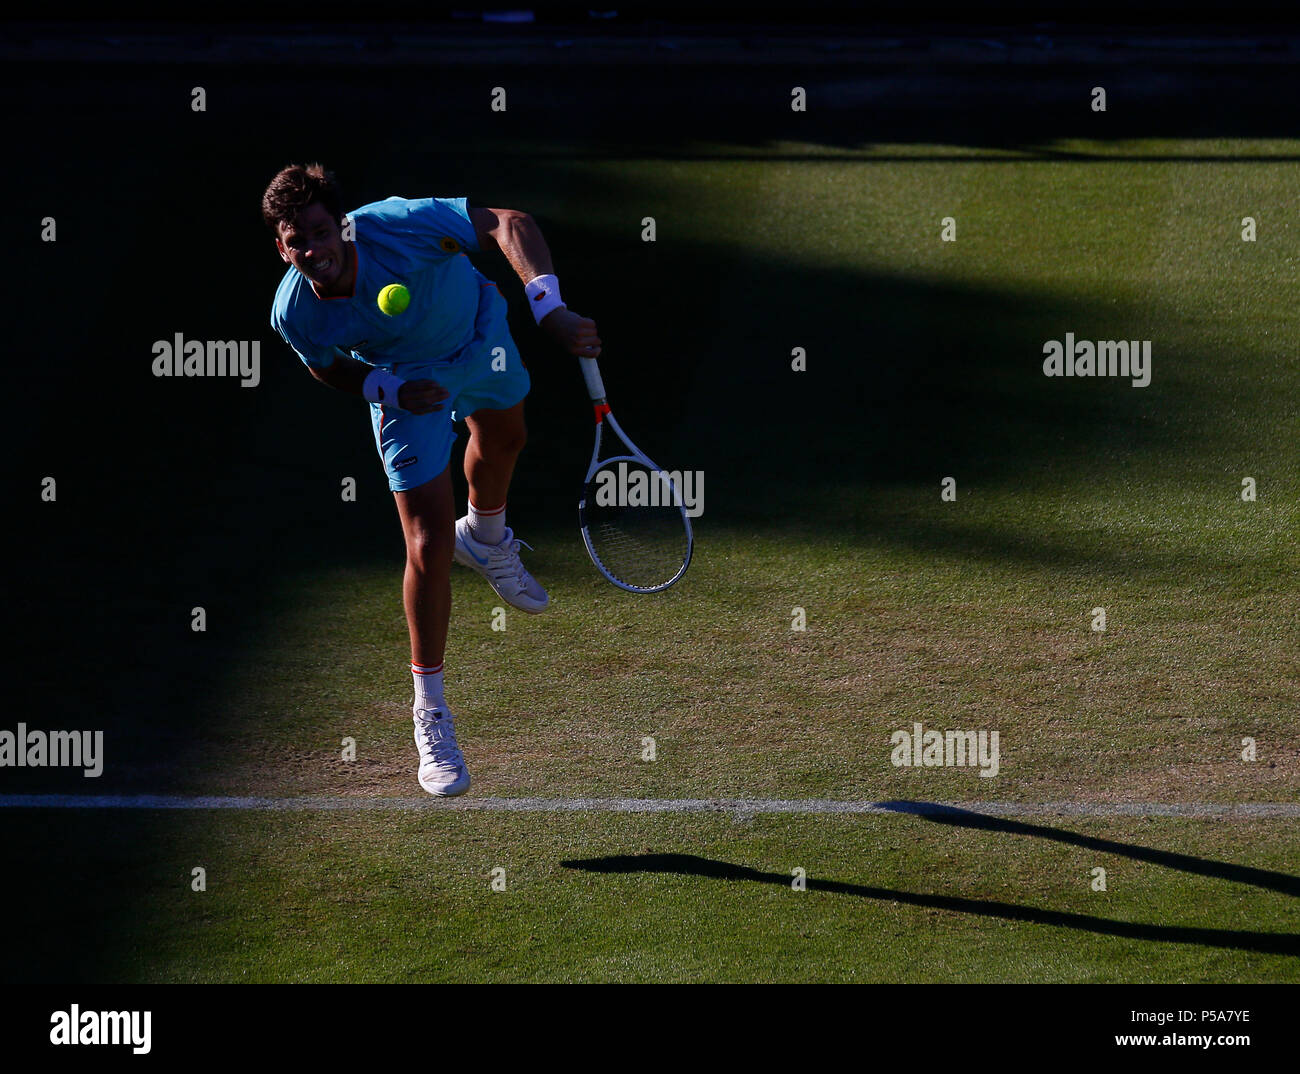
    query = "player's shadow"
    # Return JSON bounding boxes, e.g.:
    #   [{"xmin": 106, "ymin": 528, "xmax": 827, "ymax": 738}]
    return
[
  {"xmin": 561, "ymin": 851, "xmax": 1300, "ymax": 956},
  {"xmin": 875, "ymin": 801, "xmax": 1300, "ymax": 898}
]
